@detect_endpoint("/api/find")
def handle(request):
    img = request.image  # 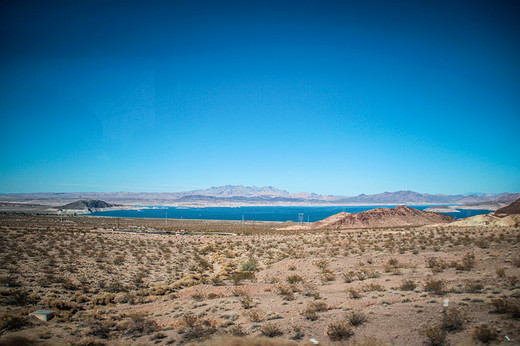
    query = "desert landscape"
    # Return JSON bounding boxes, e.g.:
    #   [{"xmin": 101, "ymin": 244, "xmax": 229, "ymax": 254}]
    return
[{"xmin": 1, "ymin": 200, "xmax": 519, "ymax": 345}]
